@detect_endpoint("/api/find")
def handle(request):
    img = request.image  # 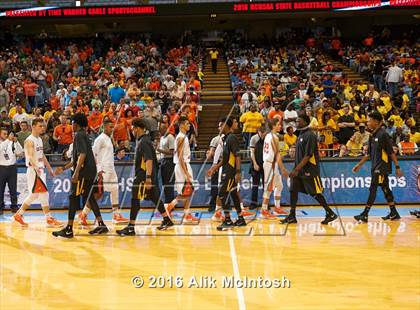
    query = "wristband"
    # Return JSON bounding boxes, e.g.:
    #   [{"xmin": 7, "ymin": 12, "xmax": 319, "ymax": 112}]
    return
[
  {"xmin": 395, "ymin": 165, "xmax": 400, "ymax": 169},
  {"xmin": 146, "ymin": 175, "xmax": 152, "ymax": 178},
  {"xmin": 236, "ymin": 170, "xmax": 241, "ymax": 174}
]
